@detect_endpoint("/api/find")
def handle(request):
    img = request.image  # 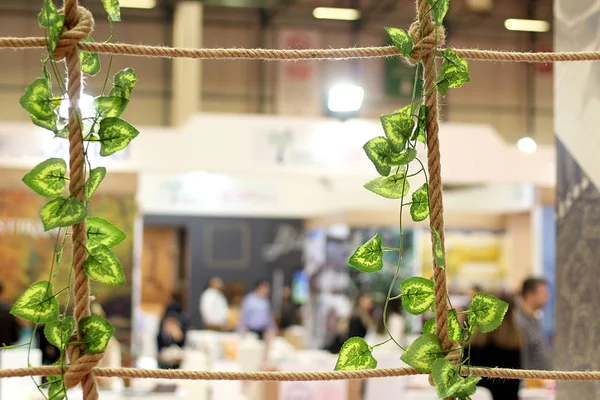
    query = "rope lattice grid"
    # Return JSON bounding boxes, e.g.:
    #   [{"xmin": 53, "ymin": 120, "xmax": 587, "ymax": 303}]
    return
[{"xmin": 2, "ymin": 0, "xmax": 600, "ymax": 398}]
